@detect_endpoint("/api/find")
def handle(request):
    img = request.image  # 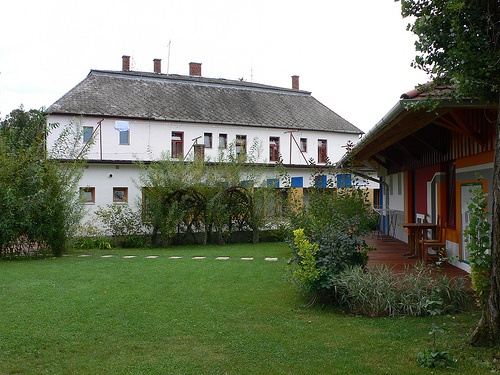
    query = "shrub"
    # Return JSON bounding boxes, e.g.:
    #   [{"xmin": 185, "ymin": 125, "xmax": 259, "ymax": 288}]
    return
[
  {"xmin": 416, "ymin": 291, "xmax": 456, "ymax": 368},
  {"xmin": 95, "ymin": 205, "xmax": 150, "ymax": 248},
  {"xmin": 335, "ymin": 264, "xmax": 471, "ymax": 317},
  {"xmin": 72, "ymin": 236, "xmax": 112, "ymax": 250},
  {"xmin": 288, "ymin": 170, "xmax": 378, "ymax": 300},
  {"xmin": 71, "ymin": 221, "xmax": 111, "ymax": 250},
  {"xmin": 334, "ymin": 265, "xmax": 397, "ymax": 317},
  {"xmin": 289, "ymin": 229, "xmax": 320, "ymax": 293},
  {"xmin": 416, "ymin": 348, "xmax": 455, "ymax": 368}
]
